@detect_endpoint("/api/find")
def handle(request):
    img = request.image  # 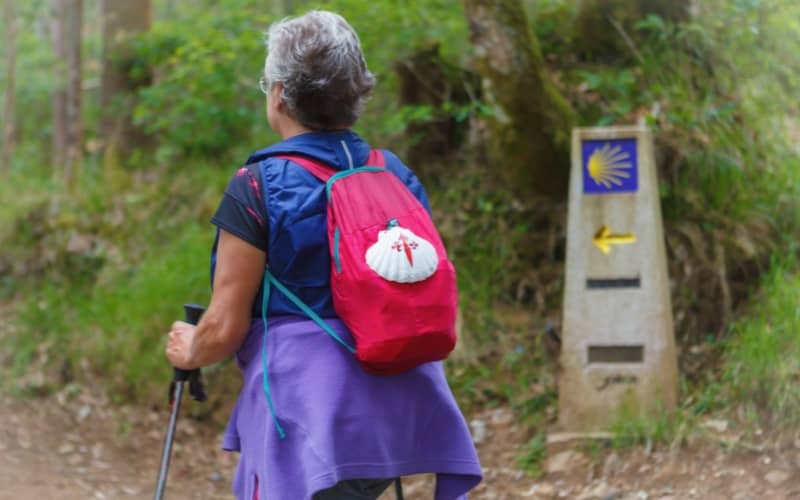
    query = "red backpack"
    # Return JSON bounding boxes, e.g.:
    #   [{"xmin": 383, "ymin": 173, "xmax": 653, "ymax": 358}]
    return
[{"xmin": 268, "ymin": 150, "xmax": 457, "ymax": 375}]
